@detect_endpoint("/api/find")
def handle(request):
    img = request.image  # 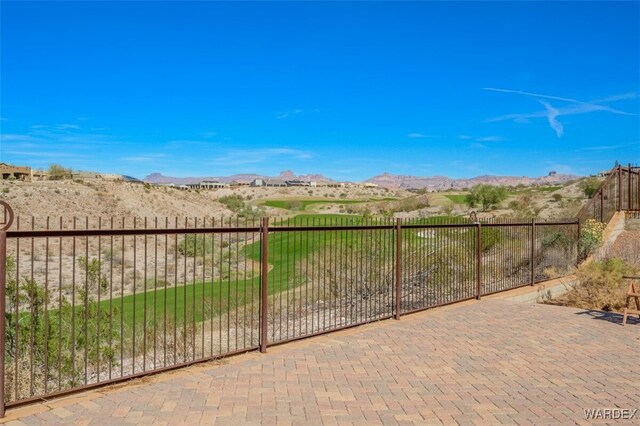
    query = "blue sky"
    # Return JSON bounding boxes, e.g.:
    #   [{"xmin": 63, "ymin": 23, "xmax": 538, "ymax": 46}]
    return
[{"xmin": 1, "ymin": 1, "xmax": 638, "ymax": 181}]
